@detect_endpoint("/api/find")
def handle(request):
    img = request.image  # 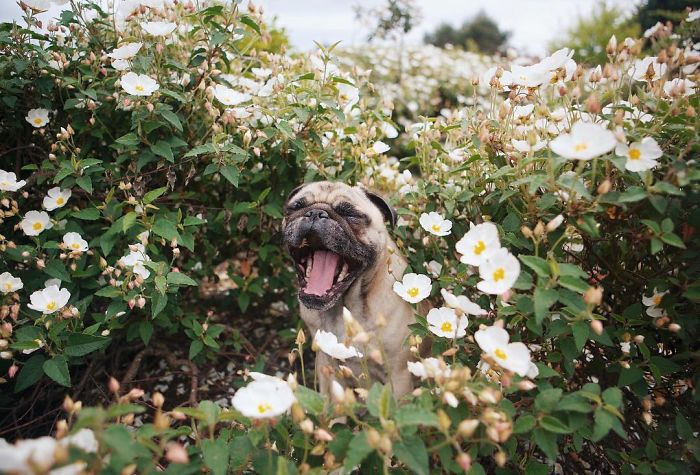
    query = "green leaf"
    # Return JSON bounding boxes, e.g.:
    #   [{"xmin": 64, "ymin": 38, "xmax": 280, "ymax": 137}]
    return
[
  {"xmin": 239, "ymin": 15, "xmax": 261, "ymax": 34},
  {"xmin": 65, "ymin": 333, "xmax": 111, "ymax": 357},
  {"xmin": 535, "ymin": 388, "xmax": 563, "ymax": 412},
  {"xmin": 95, "ymin": 286, "xmax": 122, "ymax": 298},
  {"xmin": 618, "ymin": 186, "xmax": 647, "ymax": 203},
  {"xmin": 520, "ymin": 255, "xmax": 550, "ymax": 278},
  {"xmin": 540, "ymin": 415, "xmax": 572, "ymax": 434},
  {"xmin": 189, "ymin": 340, "xmax": 204, "ymax": 360},
  {"xmin": 160, "ymin": 109, "xmax": 183, "ymax": 131},
  {"xmin": 202, "ymin": 438, "xmax": 229, "ymax": 475},
  {"xmin": 43, "ymin": 356, "xmax": 71, "ymax": 387},
  {"xmin": 75, "ymin": 175, "xmax": 93, "ymax": 194},
  {"xmin": 559, "ymin": 275, "xmax": 589, "ymax": 293},
  {"xmin": 167, "ymin": 271, "xmax": 198, "ymax": 286},
  {"xmin": 220, "ymin": 165, "xmax": 240, "ymax": 187},
  {"xmin": 395, "ymin": 406, "xmax": 440, "ymax": 428},
  {"xmin": 513, "ymin": 414, "xmax": 537, "ymax": 434},
  {"xmin": 601, "ymin": 387, "xmax": 623, "ymax": 407},
  {"xmin": 393, "ymin": 437, "xmax": 429, "ymax": 475},
  {"xmin": 534, "ymin": 288, "xmax": 558, "ymax": 325},
  {"xmin": 343, "ymin": 433, "xmax": 373, "ymax": 474},
  {"xmin": 184, "ymin": 144, "xmax": 215, "ymax": 158},
  {"xmin": 143, "ymin": 187, "xmax": 167, "ymax": 204},
  {"xmin": 15, "ymin": 354, "xmax": 46, "ymax": 392},
  {"xmin": 45, "ymin": 260, "xmax": 72, "ymax": 282},
  {"xmin": 660, "ymin": 232, "xmax": 686, "ymax": 249},
  {"xmin": 533, "ymin": 428, "xmax": 558, "ymax": 461},
  {"xmin": 618, "ymin": 366, "xmax": 644, "ymax": 386},
  {"xmin": 152, "ymin": 218, "xmax": 178, "ymax": 240},
  {"xmin": 571, "ymin": 321, "xmax": 589, "ymax": 352},
  {"xmin": 150, "ymin": 140, "xmax": 174, "ymax": 162},
  {"xmin": 155, "ymin": 275, "xmax": 167, "ymax": 294},
  {"xmin": 295, "ymin": 385, "xmax": 324, "ymax": 415},
  {"xmin": 115, "ymin": 132, "xmax": 140, "ymax": 147},
  {"xmin": 139, "ymin": 321, "xmax": 153, "ymax": 345},
  {"xmin": 72, "ymin": 207, "xmax": 100, "ymax": 220}
]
